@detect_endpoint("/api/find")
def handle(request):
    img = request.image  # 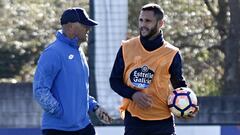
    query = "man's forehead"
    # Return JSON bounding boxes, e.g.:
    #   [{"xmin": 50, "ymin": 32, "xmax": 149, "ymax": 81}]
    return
[{"xmin": 139, "ymin": 10, "xmax": 155, "ymax": 19}]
